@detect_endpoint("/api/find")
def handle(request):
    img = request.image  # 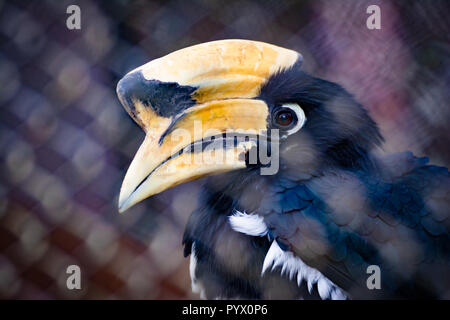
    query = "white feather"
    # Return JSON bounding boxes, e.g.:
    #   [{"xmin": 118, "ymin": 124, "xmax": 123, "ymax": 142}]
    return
[
  {"xmin": 228, "ymin": 211, "xmax": 268, "ymax": 237},
  {"xmin": 331, "ymin": 288, "xmax": 348, "ymax": 300},
  {"xmin": 262, "ymin": 240, "xmax": 346, "ymax": 300},
  {"xmin": 228, "ymin": 211, "xmax": 347, "ymax": 300},
  {"xmin": 189, "ymin": 243, "xmax": 206, "ymax": 299}
]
